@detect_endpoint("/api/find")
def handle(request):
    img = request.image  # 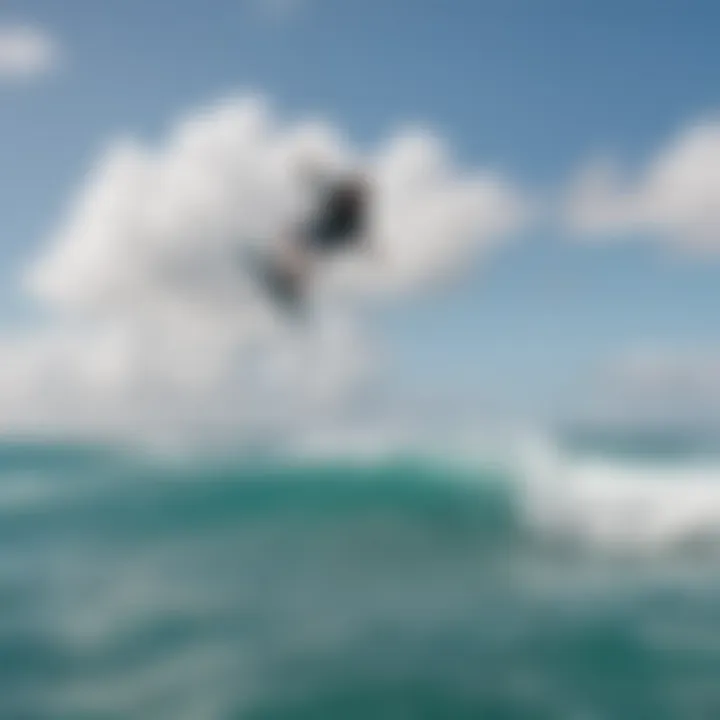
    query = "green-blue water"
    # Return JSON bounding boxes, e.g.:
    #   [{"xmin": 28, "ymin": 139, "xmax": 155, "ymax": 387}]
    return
[{"xmin": 3, "ymin": 442, "xmax": 720, "ymax": 719}]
